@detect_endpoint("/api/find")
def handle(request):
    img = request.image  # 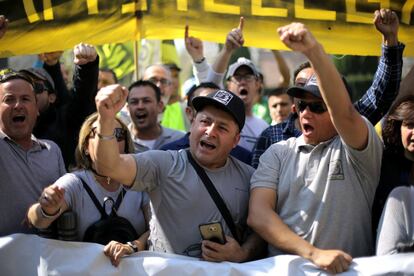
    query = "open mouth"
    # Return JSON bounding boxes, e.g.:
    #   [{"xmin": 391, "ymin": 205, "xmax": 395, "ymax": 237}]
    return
[
  {"xmin": 135, "ymin": 112, "xmax": 147, "ymax": 121},
  {"xmin": 12, "ymin": 115, "xmax": 26, "ymax": 123},
  {"xmin": 239, "ymin": 89, "xmax": 248, "ymax": 96},
  {"xmin": 200, "ymin": 140, "xmax": 216, "ymax": 150},
  {"xmin": 303, "ymin": 123, "xmax": 314, "ymax": 134}
]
